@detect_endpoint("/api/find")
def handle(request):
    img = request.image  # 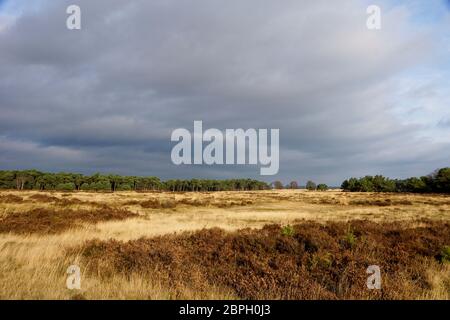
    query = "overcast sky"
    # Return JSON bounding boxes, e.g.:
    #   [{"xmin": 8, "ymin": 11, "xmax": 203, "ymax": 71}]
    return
[{"xmin": 0, "ymin": 0, "xmax": 449, "ymax": 185}]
